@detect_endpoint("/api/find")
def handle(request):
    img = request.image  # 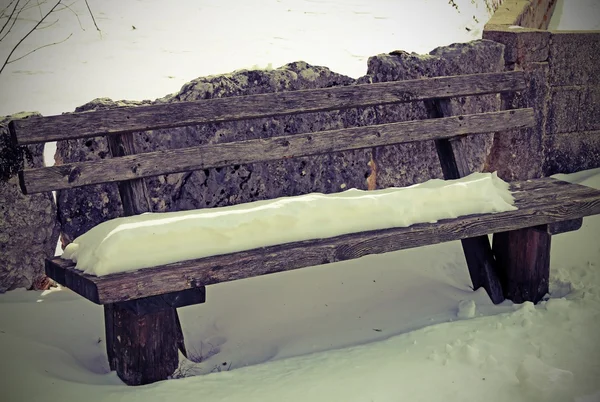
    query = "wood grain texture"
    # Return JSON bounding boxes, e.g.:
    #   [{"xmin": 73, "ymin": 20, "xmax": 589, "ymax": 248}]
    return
[
  {"xmin": 104, "ymin": 303, "xmax": 181, "ymax": 385},
  {"xmin": 45, "ymin": 178, "xmax": 600, "ymax": 305},
  {"xmin": 106, "ymin": 133, "xmax": 152, "ymax": 215},
  {"xmin": 11, "ymin": 71, "xmax": 527, "ymax": 145},
  {"xmin": 103, "ymin": 131, "xmax": 186, "ymax": 383},
  {"xmin": 425, "ymin": 98, "xmax": 504, "ymax": 304},
  {"xmin": 20, "ymin": 108, "xmax": 535, "ymax": 194},
  {"xmin": 493, "ymin": 226, "xmax": 551, "ymax": 304}
]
